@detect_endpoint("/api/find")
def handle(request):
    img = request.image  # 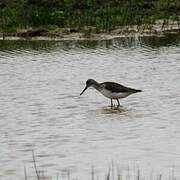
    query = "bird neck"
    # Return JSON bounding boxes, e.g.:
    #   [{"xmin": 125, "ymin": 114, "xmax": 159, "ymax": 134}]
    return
[{"xmin": 92, "ymin": 81, "xmax": 100, "ymax": 90}]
